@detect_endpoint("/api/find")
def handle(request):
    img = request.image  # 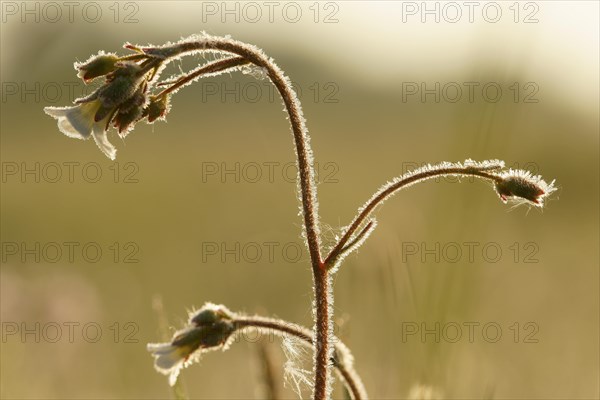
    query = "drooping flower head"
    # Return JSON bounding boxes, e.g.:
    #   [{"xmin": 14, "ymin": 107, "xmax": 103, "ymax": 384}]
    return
[
  {"xmin": 44, "ymin": 48, "xmax": 172, "ymax": 159},
  {"xmin": 45, "ymin": 38, "xmax": 251, "ymax": 159},
  {"xmin": 45, "ymin": 60, "xmax": 150, "ymax": 159}
]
